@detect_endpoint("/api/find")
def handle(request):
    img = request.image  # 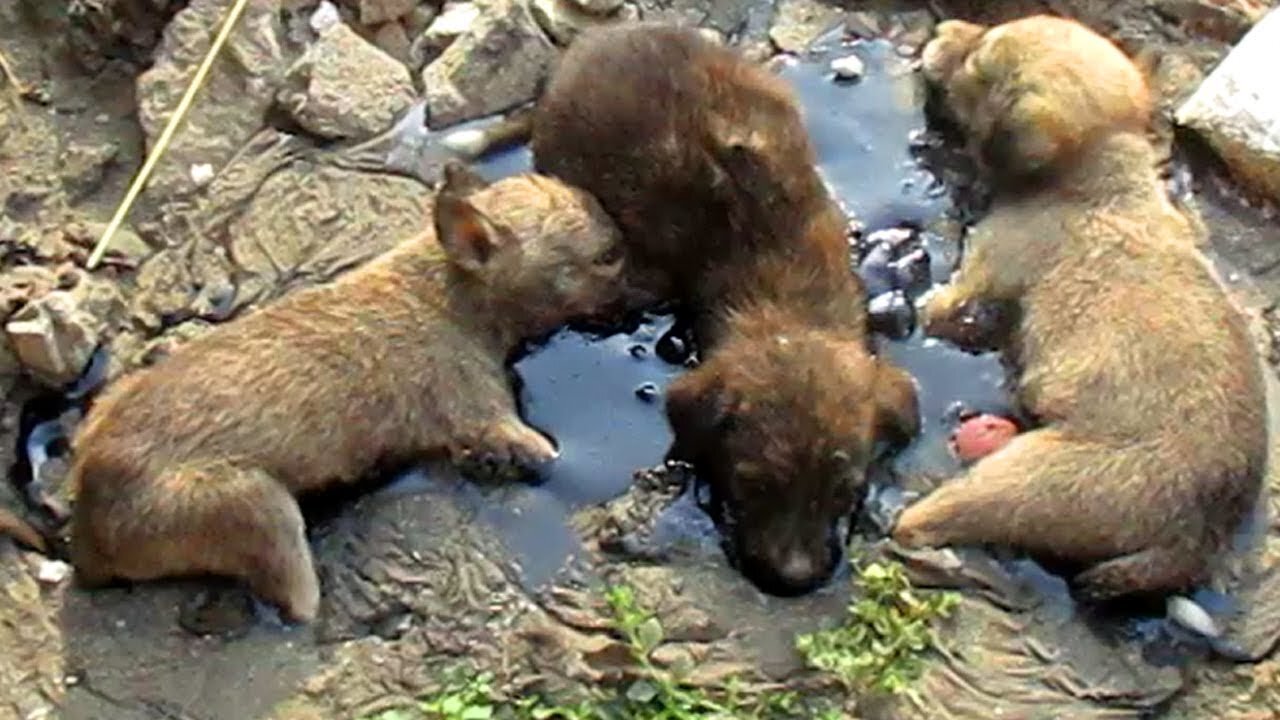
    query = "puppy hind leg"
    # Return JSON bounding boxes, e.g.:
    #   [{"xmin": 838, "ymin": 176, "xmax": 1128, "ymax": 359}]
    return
[
  {"xmin": 1074, "ymin": 547, "xmax": 1207, "ymax": 601},
  {"xmin": 74, "ymin": 462, "xmax": 320, "ymax": 623}
]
